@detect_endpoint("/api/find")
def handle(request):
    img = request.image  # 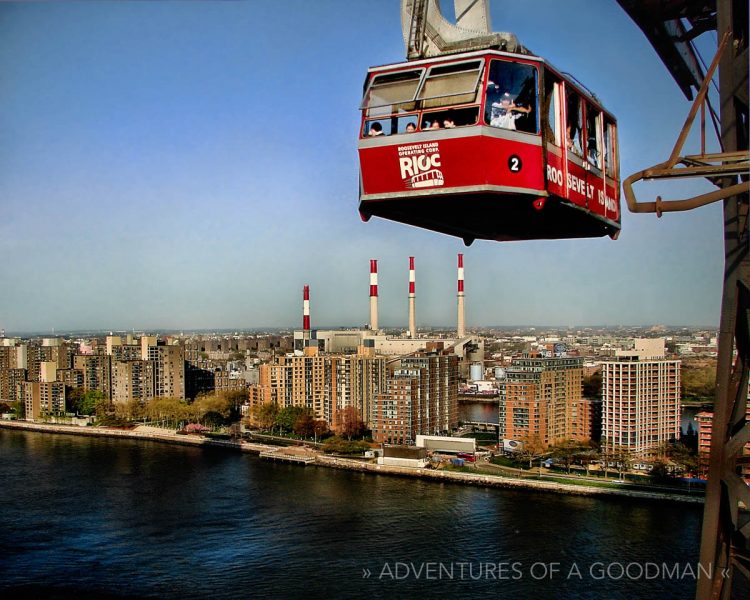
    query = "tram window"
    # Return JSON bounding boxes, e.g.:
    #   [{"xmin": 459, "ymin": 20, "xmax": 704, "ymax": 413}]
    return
[
  {"xmin": 422, "ymin": 107, "xmax": 479, "ymax": 130},
  {"xmin": 586, "ymin": 105, "xmax": 602, "ymax": 170},
  {"xmin": 566, "ymin": 90, "xmax": 583, "ymax": 156},
  {"xmin": 364, "ymin": 116, "xmax": 420, "ymax": 136},
  {"xmin": 361, "ymin": 69, "xmax": 423, "ymax": 117},
  {"xmin": 396, "ymin": 116, "xmax": 419, "ymax": 134},
  {"xmin": 417, "ymin": 60, "xmax": 483, "ymax": 109},
  {"xmin": 364, "ymin": 119, "xmax": 392, "ymax": 137},
  {"xmin": 604, "ymin": 118, "xmax": 617, "ymax": 178},
  {"xmin": 543, "ymin": 71, "xmax": 562, "ymax": 145},
  {"xmin": 484, "ymin": 60, "xmax": 538, "ymax": 134}
]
